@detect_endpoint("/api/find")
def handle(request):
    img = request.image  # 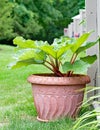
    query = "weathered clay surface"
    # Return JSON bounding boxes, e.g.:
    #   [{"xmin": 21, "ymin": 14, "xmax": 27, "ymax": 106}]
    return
[{"xmin": 28, "ymin": 74, "xmax": 90, "ymax": 121}]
